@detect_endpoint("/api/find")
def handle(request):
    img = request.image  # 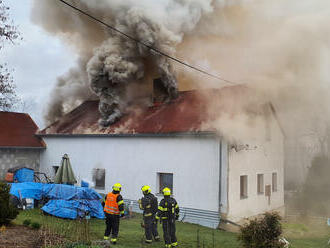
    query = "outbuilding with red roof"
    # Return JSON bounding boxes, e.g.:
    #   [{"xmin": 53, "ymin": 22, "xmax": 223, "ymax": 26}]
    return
[{"xmin": 0, "ymin": 111, "xmax": 46, "ymax": 180}]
